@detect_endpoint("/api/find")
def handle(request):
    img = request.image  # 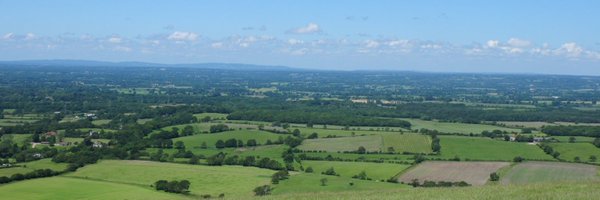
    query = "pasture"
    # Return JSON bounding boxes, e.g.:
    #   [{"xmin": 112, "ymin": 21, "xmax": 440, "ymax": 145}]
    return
[
  {"xmin": 501, "ymin": 161, "xmax": 599, "ymax": 184},
  {"xmin": 397, "ymin": 161, "xmax": 510, "ymax": 186},
  {"xmin": 301, "ymin": 160, "xmax": 410, "ymax": 180},
  {"xmin": 551, "ymin": 136, "xmax": 596, "ymax": 143},
  {"xmin": 65, "ymin": 160, "xmax": 275, "ymax": 198},
  {"xmin": 548, "ymin": 143, "xmax": 600, "ymax": 163},
  {"xmin": 402, "ymin": 118, "xmax": 519, "ymax": 134},
  {"xmin": 298, "ymin": 134, "xmax": 432, "ymax": 154},
  {"xmin": 436, "ymin": 136, "xmax": 554, "ymax": 161},
  {"xmin": 173, "ymin": 130, "xmax": 284, "ymax": 149},
  {"xmin": 0, "ymin": 177, "xmax": 185, "ymax": 200},
  {"xmin": 299, "ymin": 152, "xmax": 414, "ymax": 162},
  {"xmin": 272, "ymin": 173, "xmax": 406, "ymax": 195},
  {"xmin": 193, "ymin": 113, "xmax": 228, "ymax": 120},
  {"xmin": 0, "ymin": 159, "xmax": 68, "ymax": 177}
]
